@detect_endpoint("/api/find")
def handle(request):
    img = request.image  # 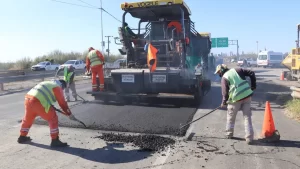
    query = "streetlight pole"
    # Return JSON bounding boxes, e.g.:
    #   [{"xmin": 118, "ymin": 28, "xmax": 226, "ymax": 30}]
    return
[{"xmin": 256, "ymin": 41, "xmax": 258, "ymax": 56}]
